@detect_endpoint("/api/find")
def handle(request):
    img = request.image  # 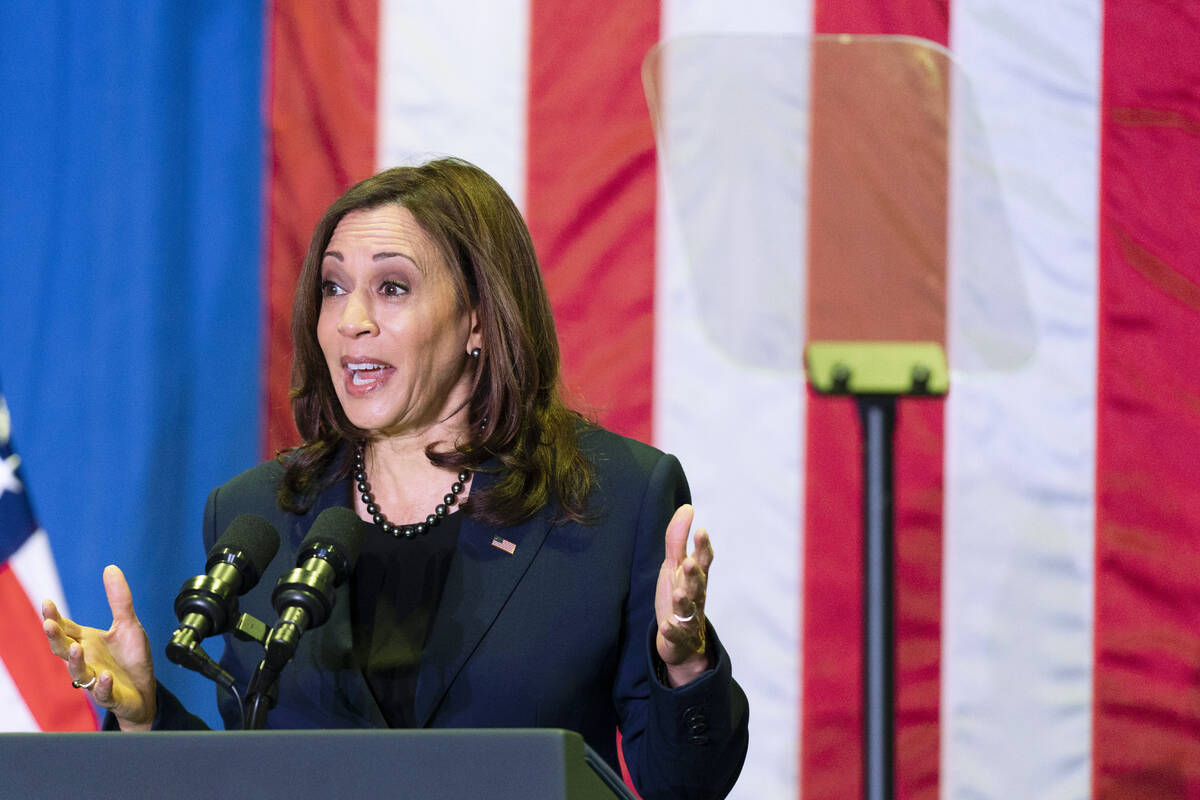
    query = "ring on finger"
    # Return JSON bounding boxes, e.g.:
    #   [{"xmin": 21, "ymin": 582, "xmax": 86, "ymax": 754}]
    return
[
  {"xmin": 72, "ymin": 673, "xmax": 98, "ymax": 690},
  {"xmin": 672, "ymin": 600, "xmax": 698, "ymax": 624}
]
